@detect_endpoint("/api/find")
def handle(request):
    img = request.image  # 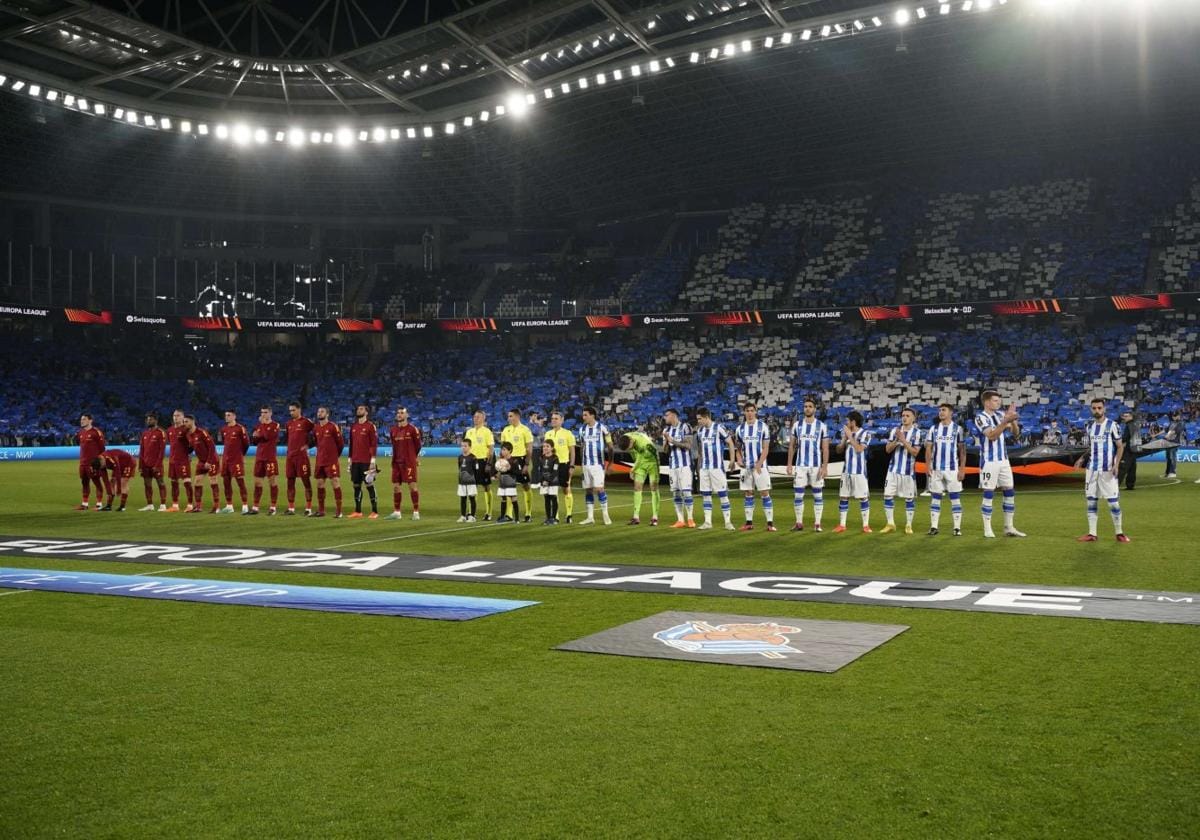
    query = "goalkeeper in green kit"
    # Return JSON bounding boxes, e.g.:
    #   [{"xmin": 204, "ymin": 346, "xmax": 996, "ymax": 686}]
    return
[{"xmin": 620, "ymin": 431, "xmax": 662, "ymax": 526}]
